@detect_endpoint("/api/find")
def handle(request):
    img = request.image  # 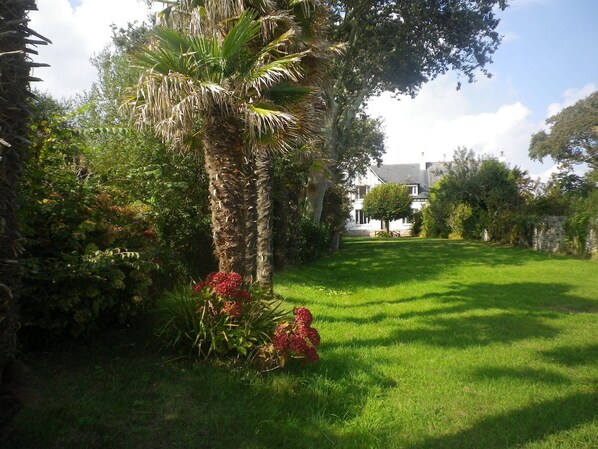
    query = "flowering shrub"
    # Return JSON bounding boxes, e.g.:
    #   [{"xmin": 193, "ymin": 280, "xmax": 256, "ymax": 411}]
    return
[
  {"xmin": 159, "ymin": 273, "xmax": 320, "ymax": 367},
  {"xmin": 271, "ymin": 307, "xmax": 321, "ymax": 365}
]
